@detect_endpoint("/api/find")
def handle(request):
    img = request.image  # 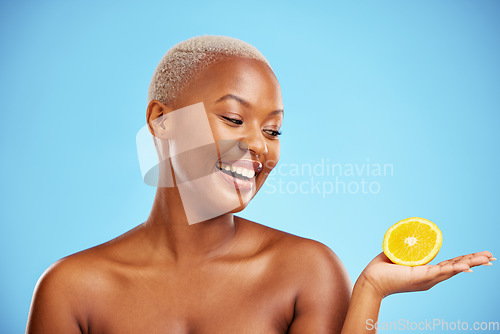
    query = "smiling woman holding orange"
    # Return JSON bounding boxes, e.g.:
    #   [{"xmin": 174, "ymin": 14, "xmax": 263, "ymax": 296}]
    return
[{"xmin": 26, "ymin": 35, "xmax": 494, "ymax": 334}]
